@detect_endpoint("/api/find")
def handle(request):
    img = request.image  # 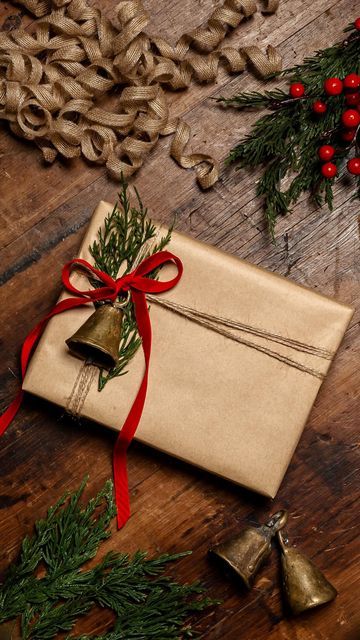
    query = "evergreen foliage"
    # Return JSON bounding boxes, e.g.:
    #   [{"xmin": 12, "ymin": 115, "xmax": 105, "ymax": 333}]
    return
[
  {"xmin": 219, "ymin": 22, "xmax": 360, "ymax": 237},
  {"xmin": 89, "ymin": 178, "xmax": 171, "ymax": 390},
  {"xmin": 0, "ymin": 480, "xmax": 214, "ymax": 640}
]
